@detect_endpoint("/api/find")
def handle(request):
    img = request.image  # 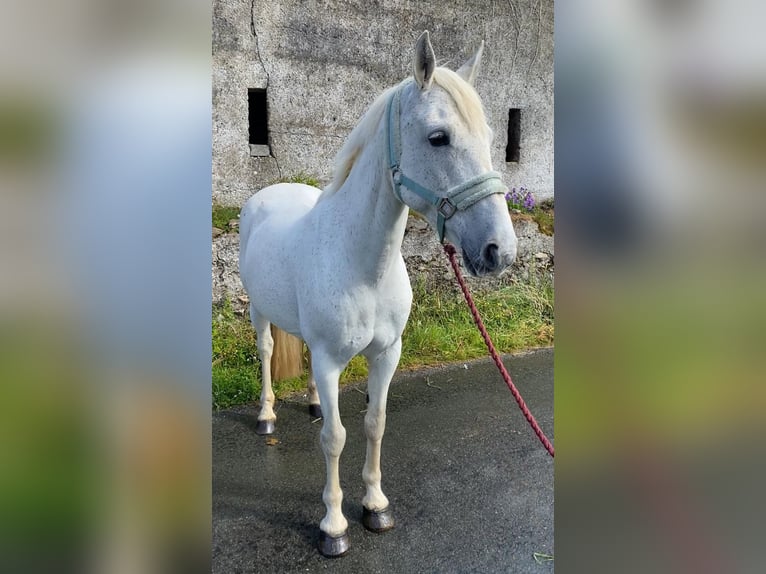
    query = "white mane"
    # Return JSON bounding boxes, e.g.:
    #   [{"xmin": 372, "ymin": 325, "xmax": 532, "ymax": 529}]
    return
[{"xmin": 319, "ymin": 67, "xmax": 488, "ymax": 200}]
